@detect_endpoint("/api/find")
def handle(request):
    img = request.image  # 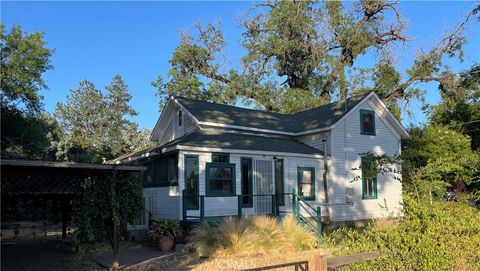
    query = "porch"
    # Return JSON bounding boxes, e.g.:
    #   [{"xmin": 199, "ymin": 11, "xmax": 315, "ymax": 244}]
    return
[{"xmin": 181, "ymin": 189, "xmax": 324, "ymax": 237}]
